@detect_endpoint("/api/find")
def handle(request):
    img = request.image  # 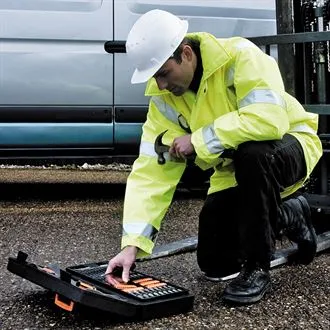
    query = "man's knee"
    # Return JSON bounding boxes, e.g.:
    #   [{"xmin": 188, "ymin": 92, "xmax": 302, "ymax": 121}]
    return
[
  {"xmin": 234, "ymin": 140, "xmax": 272, "ymax": 179},
  {"xmin": 236, "ymin": 140, "xmax": 270, "ymax": 161}
]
